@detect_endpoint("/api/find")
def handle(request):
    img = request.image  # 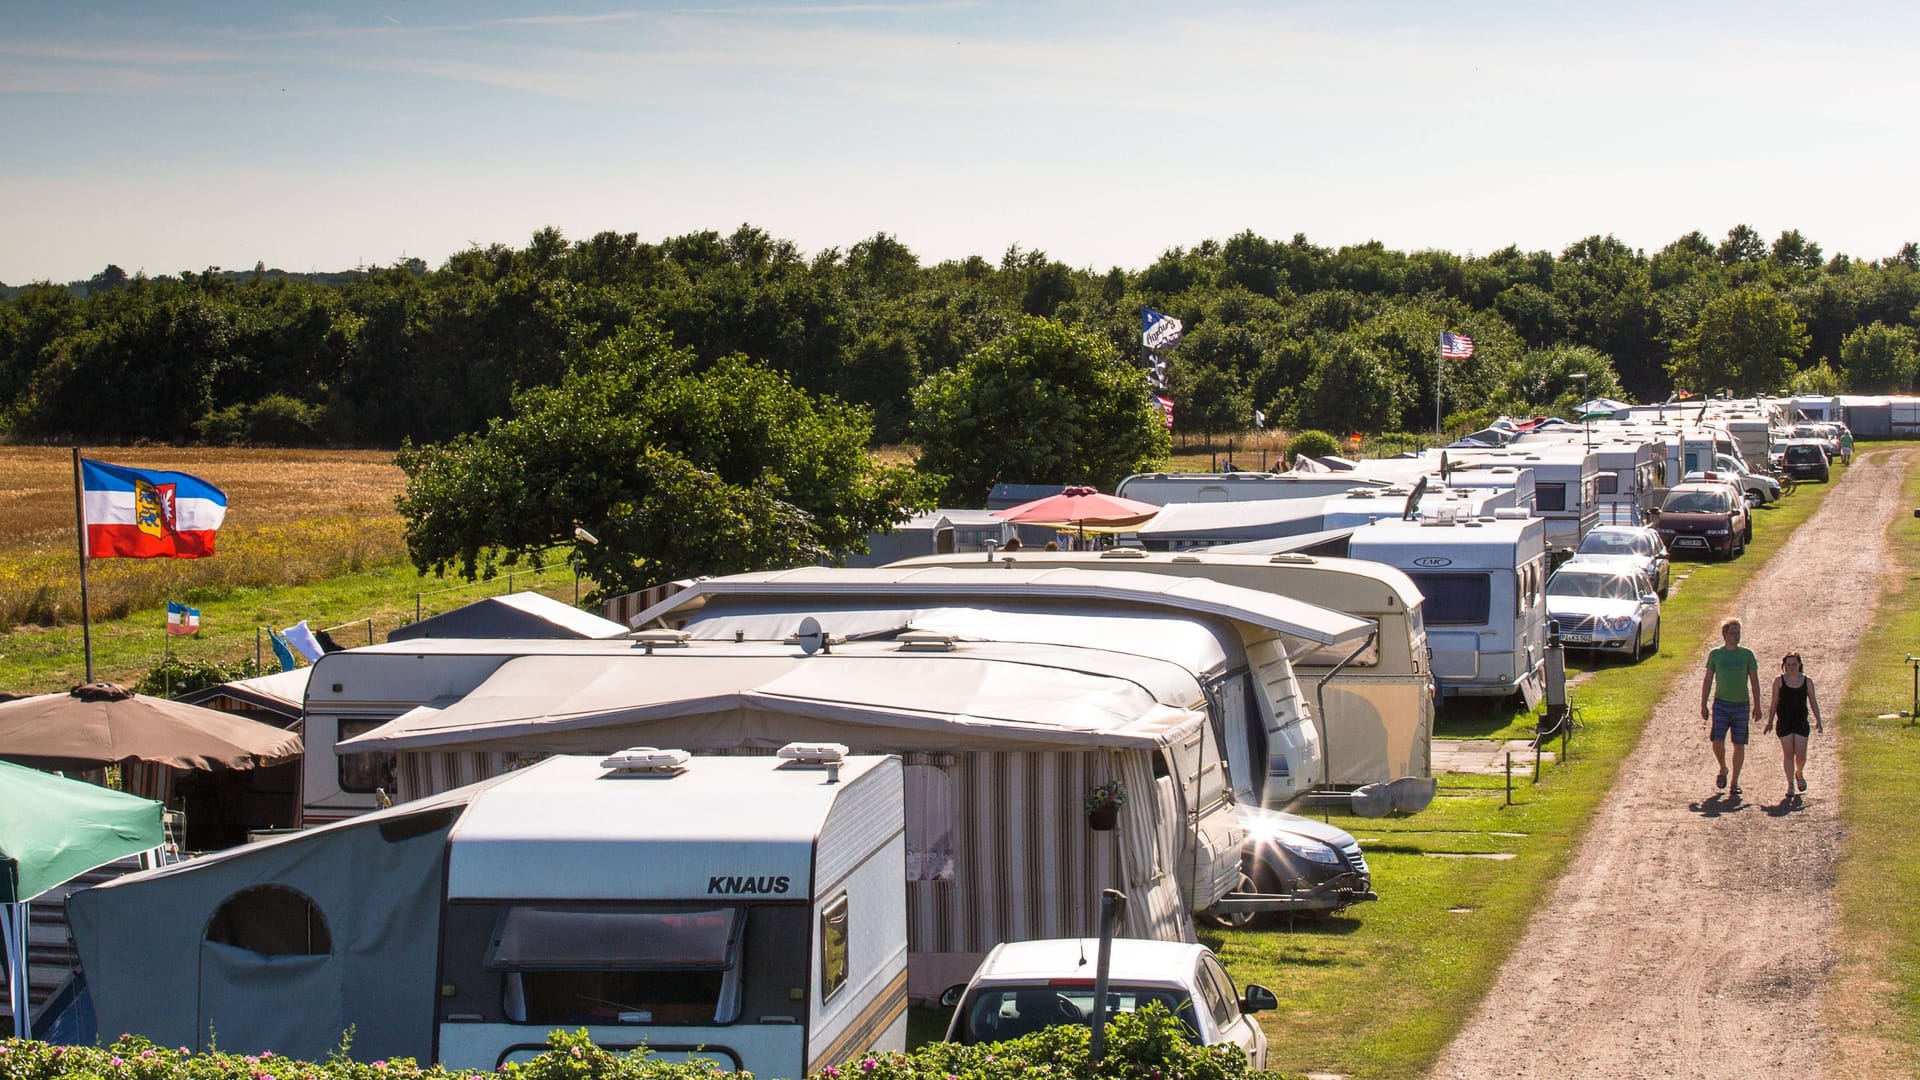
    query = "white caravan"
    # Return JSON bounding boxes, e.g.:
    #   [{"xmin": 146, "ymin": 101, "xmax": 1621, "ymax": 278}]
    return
[
  {"xmin": 1344, "ymin": 515, "xmax": 1550, "ymax": 706},
  {"xmin": 1439, "ymin": 446, "xmax": 1599, "ymax": 551},
  {"xmin": 72, "ymin": 751, "xmax": 909, "ymax": 1079},
  {"xmin": 892, "ymin": 549, "xmax": 1436, "ymax": 817},
  {"xmin": 1115, "ymin": 471, "xmax": 1392, "ymax": 506}
]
